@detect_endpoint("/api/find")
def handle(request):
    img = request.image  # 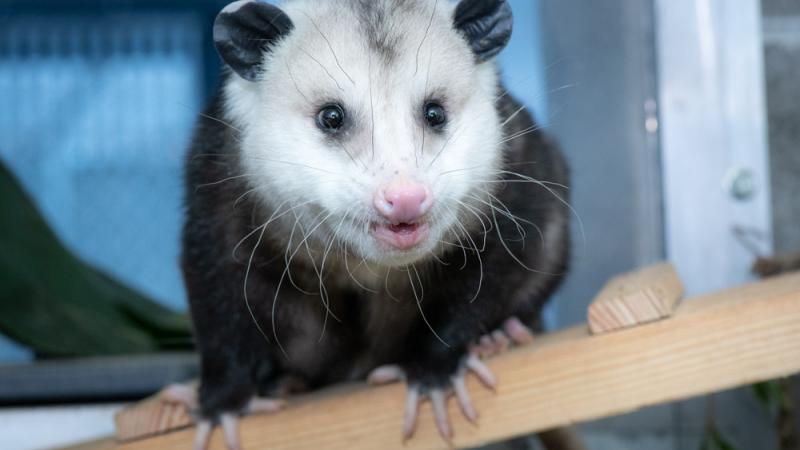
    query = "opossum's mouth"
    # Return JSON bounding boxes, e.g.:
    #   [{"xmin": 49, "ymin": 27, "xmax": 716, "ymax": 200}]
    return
[{"xmin": 370, "ymin": 221, "xmax": 430, "ymax": 251}]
